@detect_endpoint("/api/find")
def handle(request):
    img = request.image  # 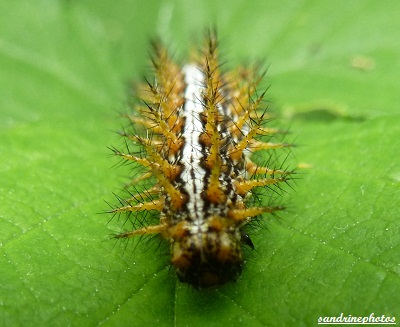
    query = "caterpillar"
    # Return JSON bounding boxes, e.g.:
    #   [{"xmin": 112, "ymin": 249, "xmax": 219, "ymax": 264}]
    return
[{"xmin": 109, "ymin": 31, "xmax": 293, "ymax": 289}]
